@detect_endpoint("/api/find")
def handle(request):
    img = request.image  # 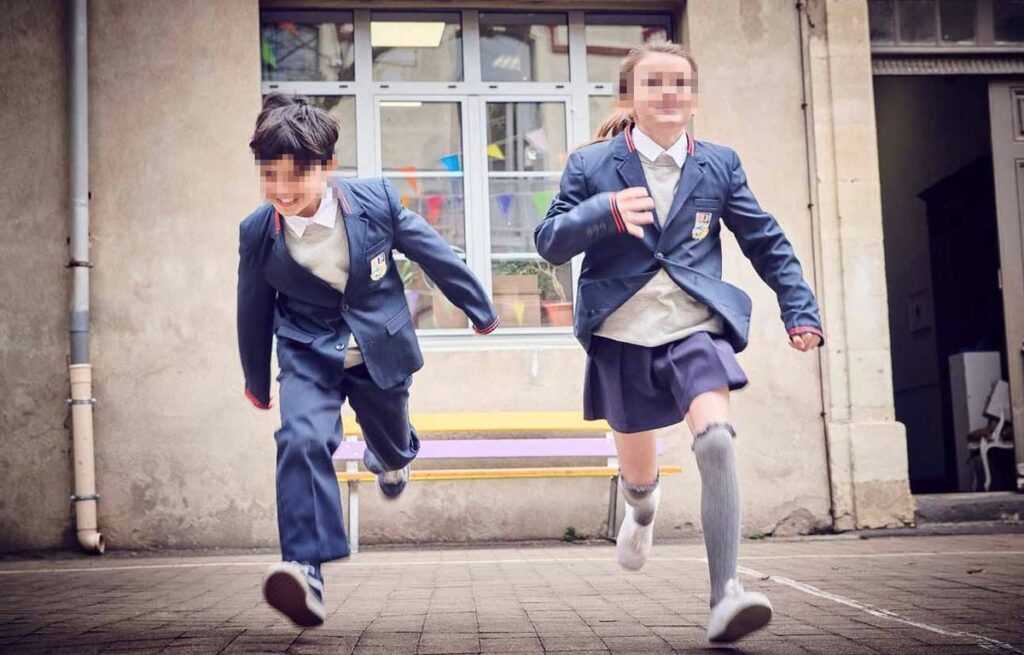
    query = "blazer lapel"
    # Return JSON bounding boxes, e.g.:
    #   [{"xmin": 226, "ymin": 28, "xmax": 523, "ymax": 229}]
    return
[
  {"xmin": 332, "ymin": 179, "xmax": 369, "ymax": 297},
  {"xmin": 613, "ymin": 128, "xmax": 659, "ymax": 251},
  {"xmin": 662, "ymin": 154, "xmax": 705, "ymax": 230}
]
